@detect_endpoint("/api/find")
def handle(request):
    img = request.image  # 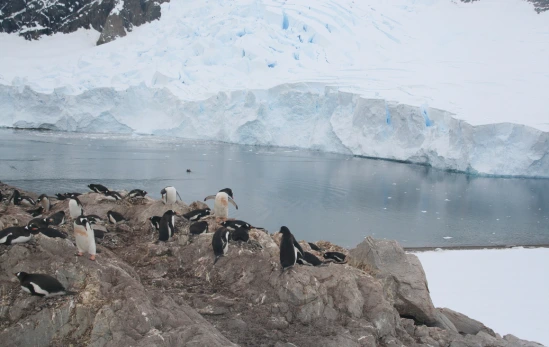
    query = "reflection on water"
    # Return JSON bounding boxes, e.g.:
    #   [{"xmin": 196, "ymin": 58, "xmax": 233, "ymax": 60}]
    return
[{"xmin": 1, "ymin": 129, "xmax": 548, "ymax": 248}]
